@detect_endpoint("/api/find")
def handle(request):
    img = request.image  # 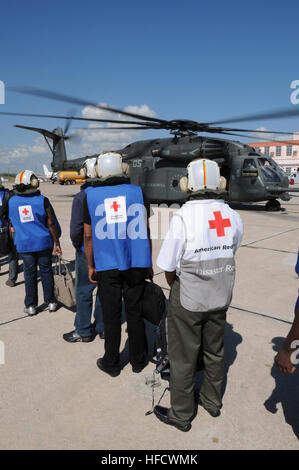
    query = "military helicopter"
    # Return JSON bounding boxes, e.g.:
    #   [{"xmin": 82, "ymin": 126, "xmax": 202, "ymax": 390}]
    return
[{"xmin": 2, "ymin": 86, "xmax": 299, "ymax": 210}]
